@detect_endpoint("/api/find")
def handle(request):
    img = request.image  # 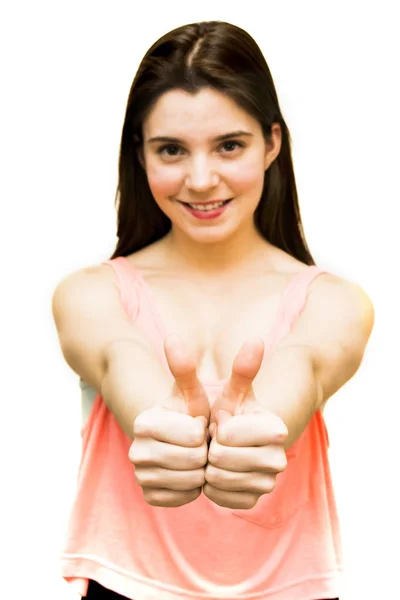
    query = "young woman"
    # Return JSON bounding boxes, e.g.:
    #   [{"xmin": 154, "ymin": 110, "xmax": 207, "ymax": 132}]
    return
[{"xmin": 52, "ymin": 20, "xmax": 374, "ymax": 600}]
